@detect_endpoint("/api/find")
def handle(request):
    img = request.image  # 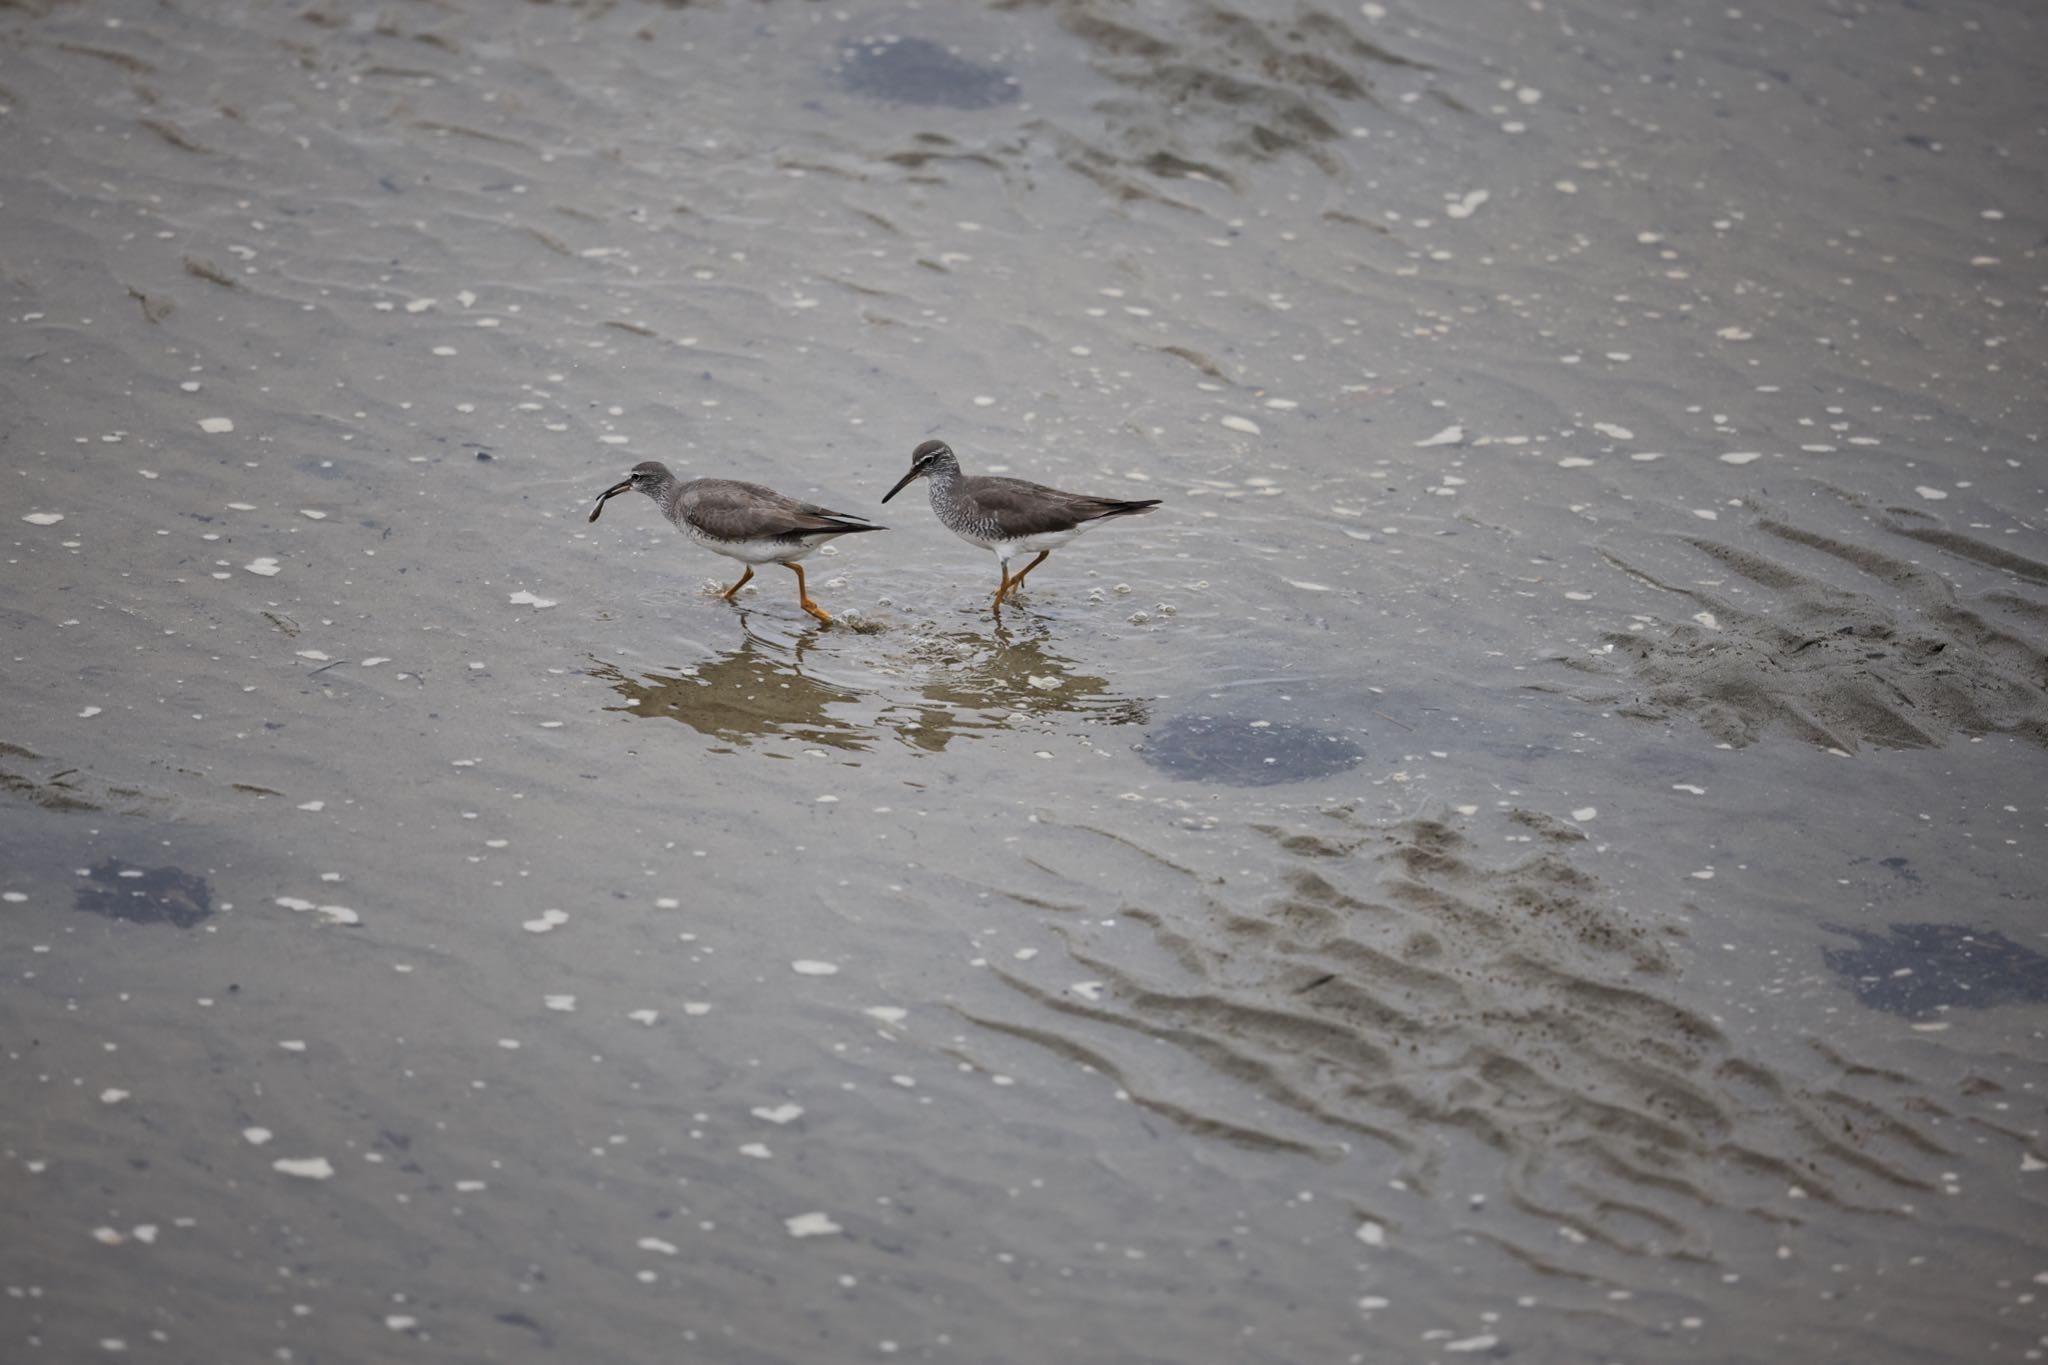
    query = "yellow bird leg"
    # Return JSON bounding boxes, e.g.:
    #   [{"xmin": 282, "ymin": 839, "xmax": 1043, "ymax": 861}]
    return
[
  {"xmin": 991, "ymin": 550, "xmax": 1047, "ymax": 611},
  {"xmin": 1007, "ymin": 550, "xmax": 1050, "ymax": 590},
  {"xmin": 720, "ymin": 565, "xmax": 755, "ymax": 600},
  {"xmin": 785, "ymin": 561, "xmax": 833, "ymax": 624}
]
